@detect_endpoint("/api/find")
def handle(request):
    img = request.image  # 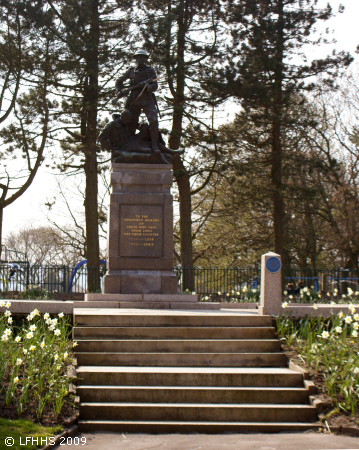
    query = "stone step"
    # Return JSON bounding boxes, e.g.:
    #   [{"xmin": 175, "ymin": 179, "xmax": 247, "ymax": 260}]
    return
[
  {"xmin": 78, "ymin": 420, "xmax": 320, "ymax": 433},
  {"xmin": 73, "ymin": 326, "xmax": 276, "ymax": 340},
  {"xmin": 79, "ymin": 402, "xmax": 317, "ymax": 422},
  {"xmin": 75, "ymin": 352, "xmax": 287, "ymax": 367},
  {"xmin": 76, "ymin": 385, "xmax": 310, "ymax": 404},
  {"xmin": 75, "ymin": 339, "xmax": 281, "ymax": 353},
  {"xmin": 118, "ymin": 302, "xmax": 221, "ymax": 310},
  {"xmin": 76, "ymin": 367, "xmax": 302, "ymax": 387},
  {"xmin": 73, "ymin": 309, "xmax": 271, "ymax": 328}
]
